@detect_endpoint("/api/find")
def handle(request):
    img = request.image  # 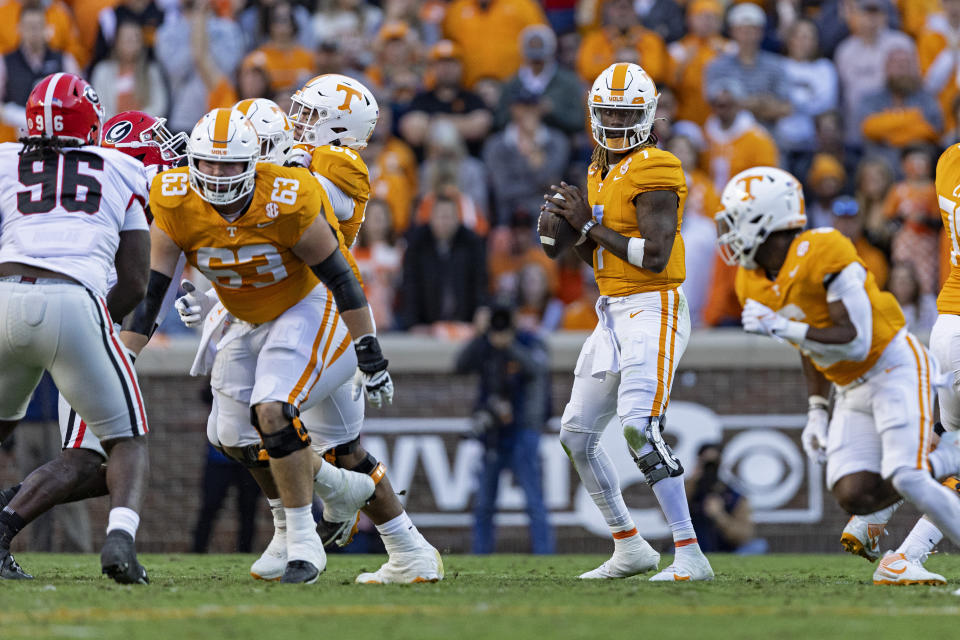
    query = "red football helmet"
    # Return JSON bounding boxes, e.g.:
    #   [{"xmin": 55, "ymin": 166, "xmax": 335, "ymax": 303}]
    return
[
  {"xmin": 25, "ymin": 73, "xmax": 103, "ymax": 145},
  {"xmin": 102, "ymin": 111, "xmax": 188, "ymax": 166}
]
